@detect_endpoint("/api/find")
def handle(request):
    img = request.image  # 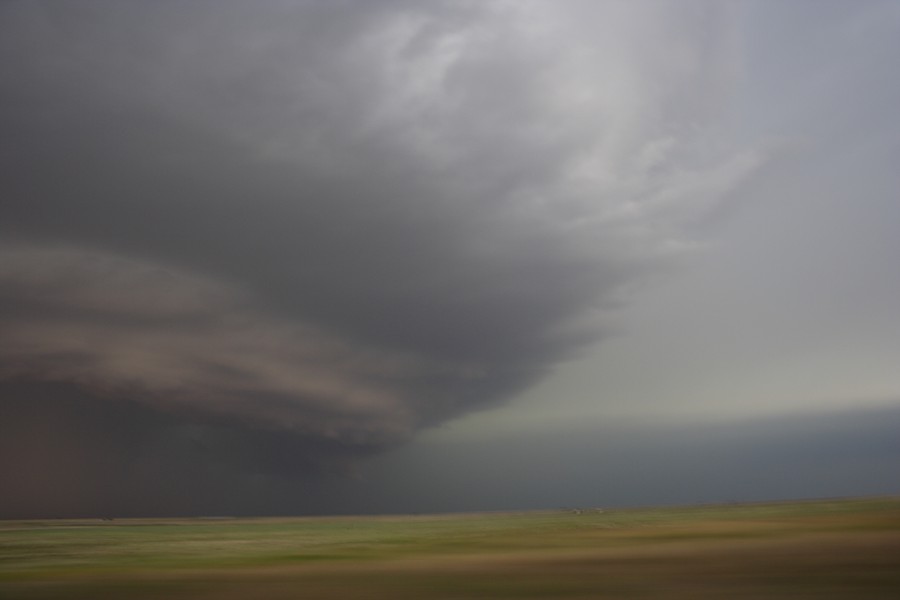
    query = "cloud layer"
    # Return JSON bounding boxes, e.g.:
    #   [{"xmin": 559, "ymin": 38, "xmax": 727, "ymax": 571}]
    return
[{"xmin": 0, "ymin": 1, "xmax": 761, "ymax": 512}]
